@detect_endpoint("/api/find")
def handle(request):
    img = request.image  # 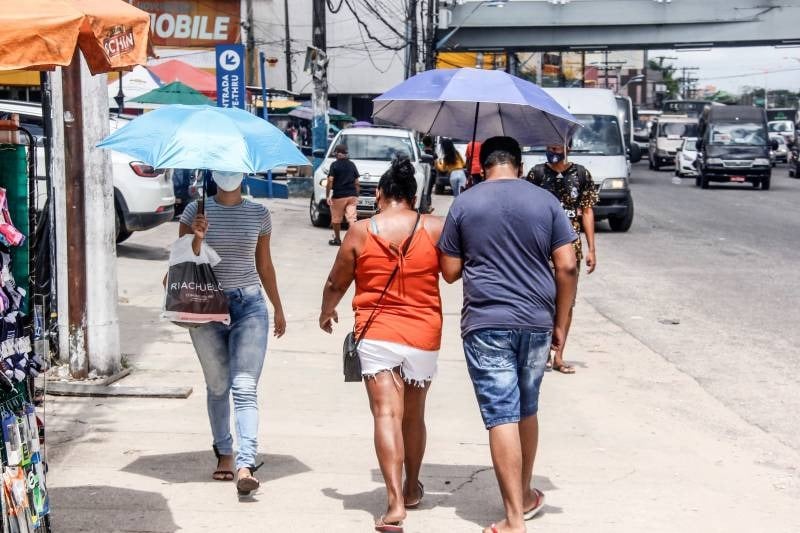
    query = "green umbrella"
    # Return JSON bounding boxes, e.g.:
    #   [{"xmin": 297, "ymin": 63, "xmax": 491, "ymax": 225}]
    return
[{"xmin": 129, "ymin": 81, "xmax": 214, "ymax": 106}]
